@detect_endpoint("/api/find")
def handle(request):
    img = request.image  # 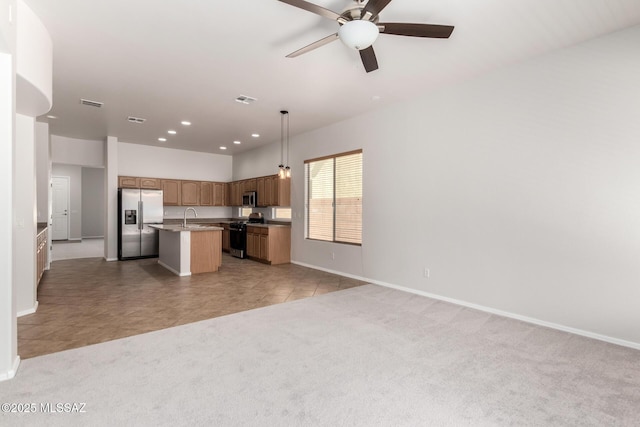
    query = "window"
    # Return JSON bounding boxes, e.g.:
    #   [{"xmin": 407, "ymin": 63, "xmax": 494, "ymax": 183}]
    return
[
  {"xmin": 273, "ymin": 207, "xmax": 292, "ymax": 220},
  {"xmin": 305, "ymin": 150, "xmax": 362, "ymax": 245}
]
